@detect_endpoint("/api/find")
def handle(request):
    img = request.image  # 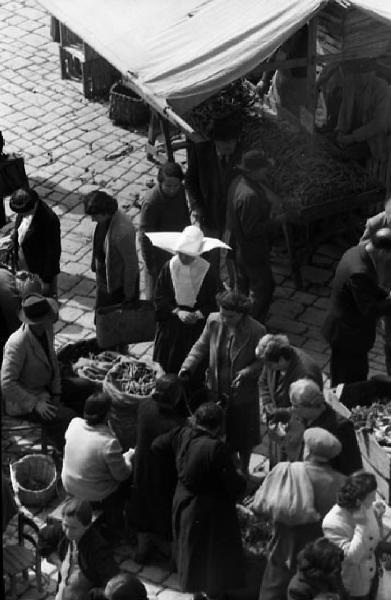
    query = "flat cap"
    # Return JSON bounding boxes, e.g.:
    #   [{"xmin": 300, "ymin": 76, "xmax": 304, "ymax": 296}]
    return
[{"xmin": 303, "ymin": 427, "xmax": 342, "ymax": 462}]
